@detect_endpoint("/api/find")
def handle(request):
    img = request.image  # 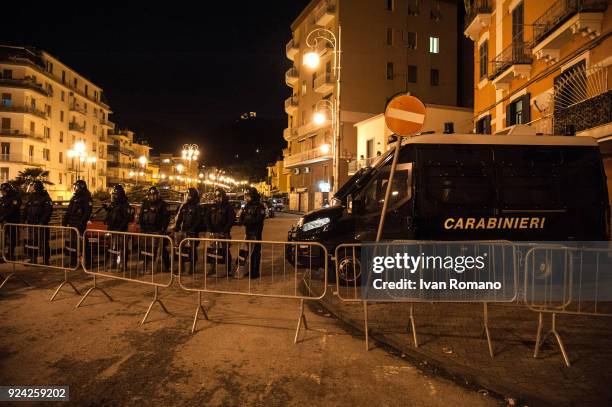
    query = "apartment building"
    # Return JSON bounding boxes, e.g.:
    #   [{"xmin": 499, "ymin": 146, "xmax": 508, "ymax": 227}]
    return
[
  {"xmin": 465, "ymin": 0, "xmax": 610, "ymax": 136},
  {"xmin": 106, "ymin": 129, "xmax": 154, "ymax": 188},
  {"xmin": 284, "ymin": 0, "xmax": 461, "ymax": 212},
  {"xmin": 266, "ymin": 160, "xmax": 290, "ymax": 195},
  {"xmin": 0, "ymin": 45, "xmax": 113, "ymax": 200}
]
